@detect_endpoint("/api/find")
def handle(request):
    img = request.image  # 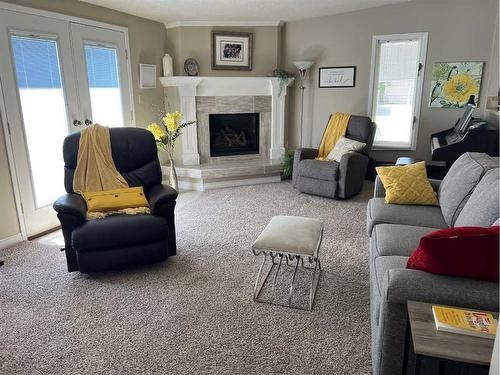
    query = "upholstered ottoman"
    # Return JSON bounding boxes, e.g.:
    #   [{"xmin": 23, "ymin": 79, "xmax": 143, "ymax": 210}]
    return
[{"xmin": 251, "ymin": 215, "xmax": 323, "ymax": 311}]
